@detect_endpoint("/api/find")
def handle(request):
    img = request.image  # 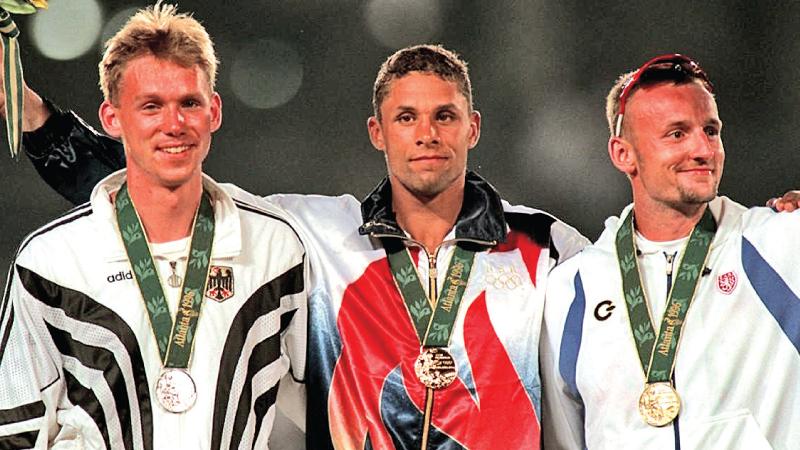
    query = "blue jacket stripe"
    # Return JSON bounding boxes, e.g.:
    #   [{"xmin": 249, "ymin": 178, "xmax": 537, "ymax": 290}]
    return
[
  {"xmin": 742, "ymin": 238, "xmax": 800, "ymax": 352},
  {"xmin": 559, "ymin": 273, "xmax": 586, "ymax": 399}
]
